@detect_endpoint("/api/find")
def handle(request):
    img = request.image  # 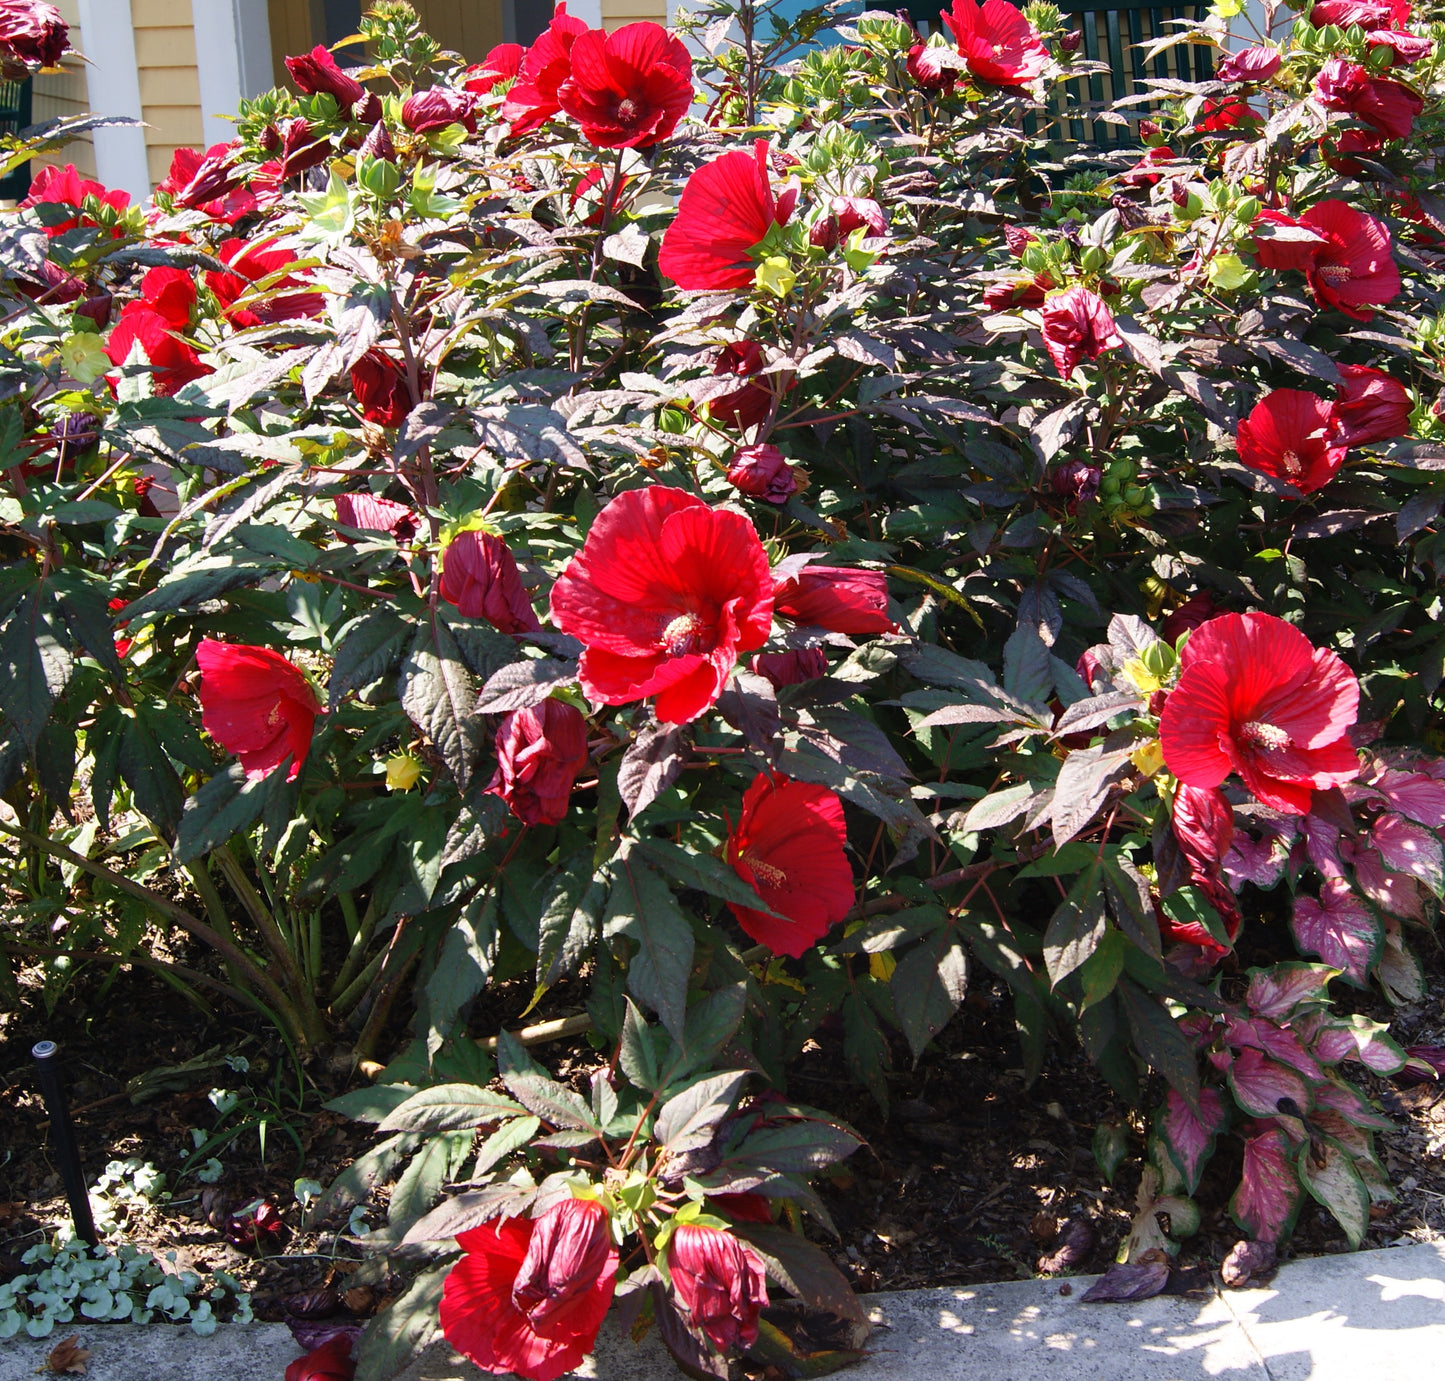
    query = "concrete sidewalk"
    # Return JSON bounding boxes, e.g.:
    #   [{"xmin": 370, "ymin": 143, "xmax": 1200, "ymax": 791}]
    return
[{"xmin": 2, "ymin": 1240, "xmax": 1441, "ymax": 1380}]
